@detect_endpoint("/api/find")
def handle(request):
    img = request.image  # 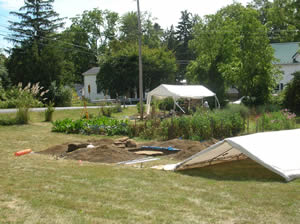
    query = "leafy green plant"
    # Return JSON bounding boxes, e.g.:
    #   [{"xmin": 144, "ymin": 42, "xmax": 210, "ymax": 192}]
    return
[
  {"xmin": 52, "ymin": 117, "xmax": 129, "ymax": 136},
  {"xmin": 130, "ymin": 109, "xmax": 245, "ymax": 141}
]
